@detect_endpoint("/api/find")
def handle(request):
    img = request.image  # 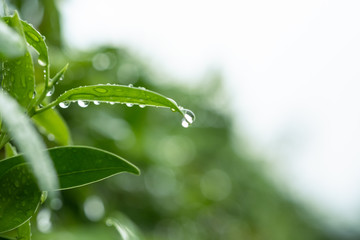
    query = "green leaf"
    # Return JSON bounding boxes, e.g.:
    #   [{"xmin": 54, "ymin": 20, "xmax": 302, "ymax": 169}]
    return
[
  {"xmin": 4, "ymin": 142, "xmax": 17, "ymax": 158},
  {"xmin": 0, "ymin": 19, "xmax": 25, "ymax": 58},
  {"xmin": 0, "ymin": 92, "xmax": 59, "ymax": 193},
  {"xmin": 16, "ymin": 221, "xmax": 31, "ymax": 240},
  {"xmin": 0, "ymin": 146, "xmax": 139, "ymax": 190},
  {"xmin": 1, "ymin": 12, "xmax": 35, "ymax": 109},
  {"xmin": 0, "ymin": 163, "xmax": 41, "ymax": 233},
  {"xmin": 2, "ymin": 16, "xmax": 48, "ymax": 65},
  {"xmin": 32, "ymin": 108, "xmax": 72, "ymax": 146}
]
